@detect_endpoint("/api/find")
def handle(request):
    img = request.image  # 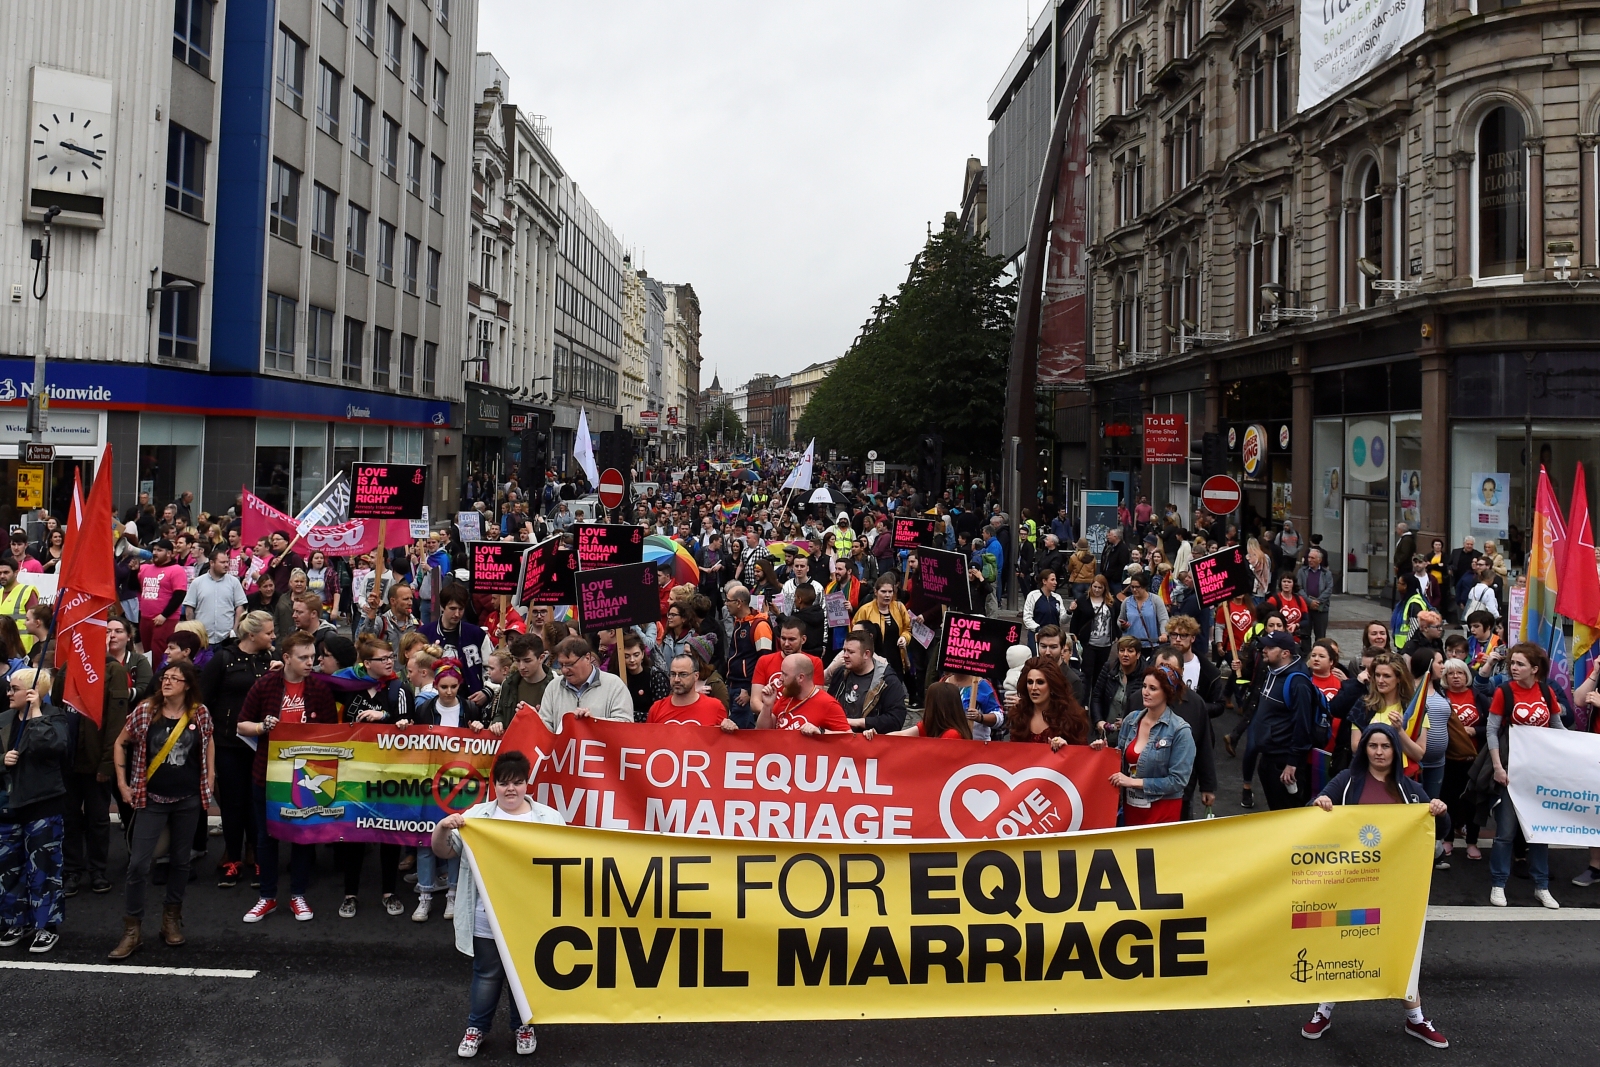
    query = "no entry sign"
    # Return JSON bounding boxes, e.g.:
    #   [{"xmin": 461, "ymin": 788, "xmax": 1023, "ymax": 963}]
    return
[
  {"xmin": 1200, "ymin": 475, "xmax": 1242, "ymax": 516},
  {"xmin": 598, "ymin": 468, "xmax": 626, "ymax": 510}
]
